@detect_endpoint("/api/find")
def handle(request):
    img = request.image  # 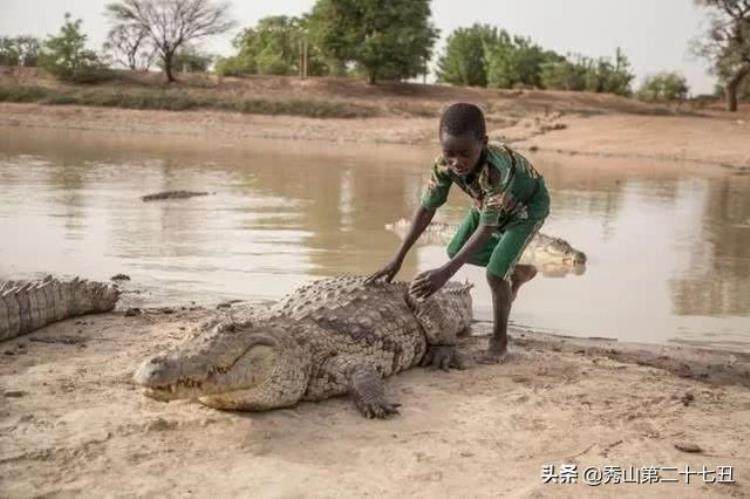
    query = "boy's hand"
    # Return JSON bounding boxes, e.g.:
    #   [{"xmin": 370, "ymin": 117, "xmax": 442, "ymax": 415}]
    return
[
  {"xmin": 409, "ymin": 267, "xmax": 451, "ymax": 299},
  {"xmin": 366, "ymin": 258, "xmax": 403, "ymax": 284}
]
